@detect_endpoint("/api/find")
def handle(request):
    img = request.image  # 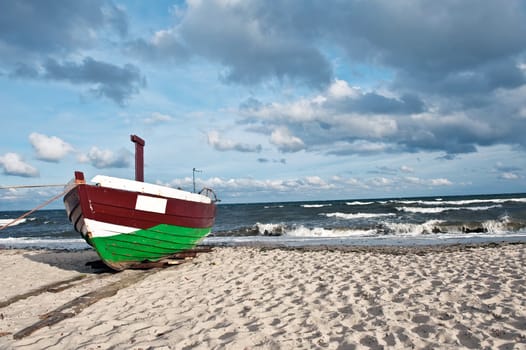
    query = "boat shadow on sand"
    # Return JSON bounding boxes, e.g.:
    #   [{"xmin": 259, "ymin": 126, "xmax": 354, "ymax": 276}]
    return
[
  {"xmin": 23, "ymin": 246, "xmax": 214, "ymax": 273},
  {"xmin": 24, "ymin": 250, "xmax": 112, "ymax": 274}
]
